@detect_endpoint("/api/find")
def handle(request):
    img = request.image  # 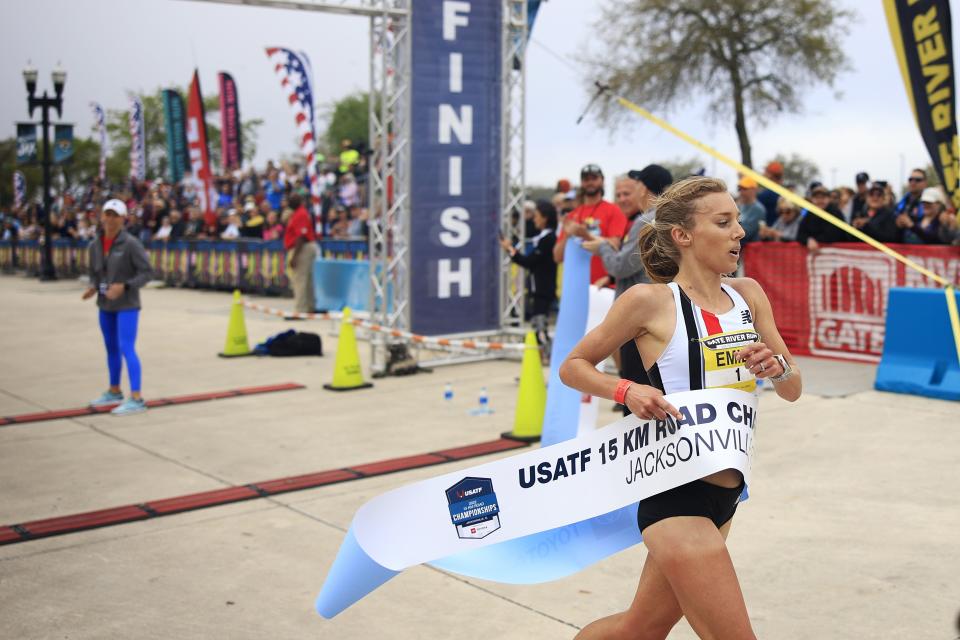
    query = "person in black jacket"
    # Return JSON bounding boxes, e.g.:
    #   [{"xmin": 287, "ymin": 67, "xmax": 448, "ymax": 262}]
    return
[
  {"xmin": 851, "ymin": 182, "xmax": 902, "ymax": 244},
  {"xmin": 500, "ymin": 200, "xmax": 557, "ymax": 353},
  {"xmin": 797, "ymin": 185, "xmax": 852, "ymax": 251}
]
